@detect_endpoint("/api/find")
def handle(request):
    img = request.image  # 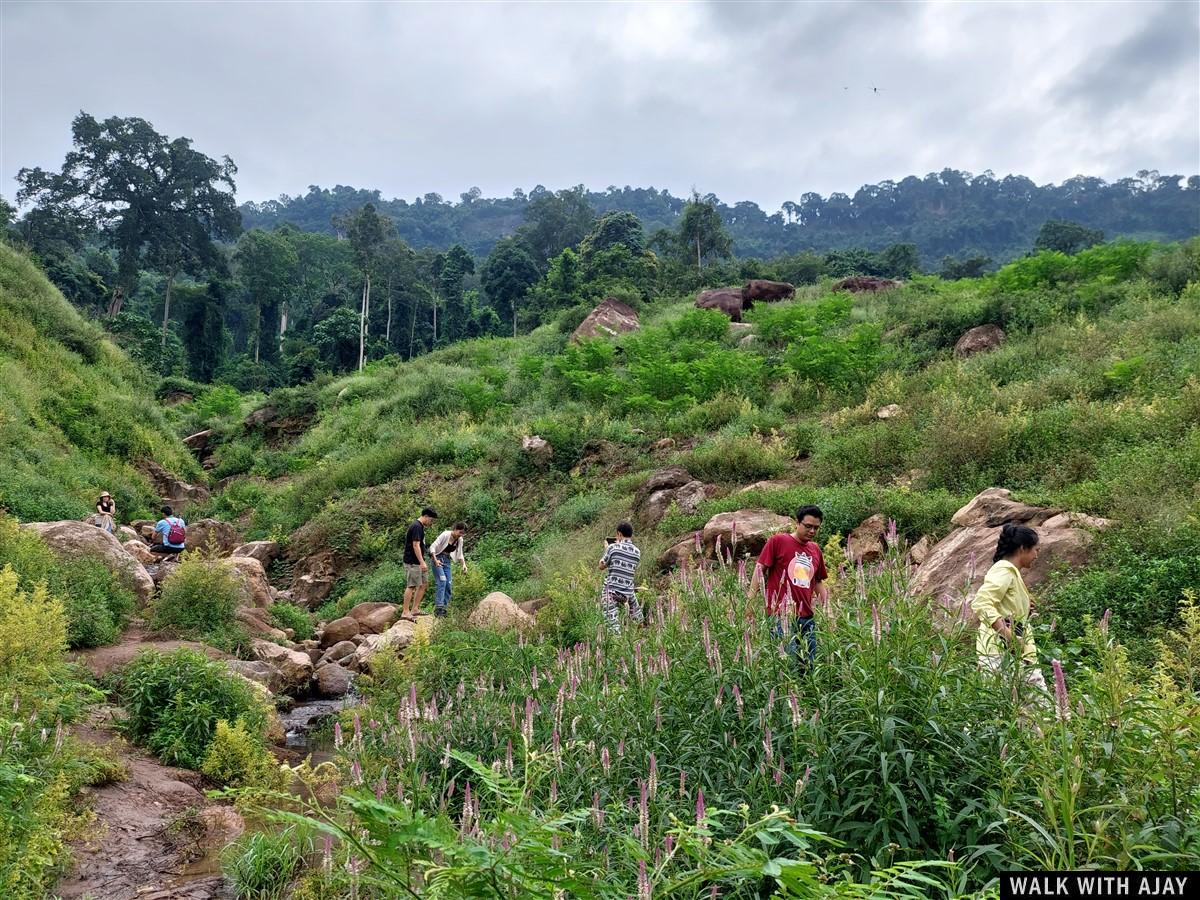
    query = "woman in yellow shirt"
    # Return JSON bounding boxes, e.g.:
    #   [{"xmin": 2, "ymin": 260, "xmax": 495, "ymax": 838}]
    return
[{"xmin": 970, "ymin": 523, "xmax": 1048, "ymax": 691}]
